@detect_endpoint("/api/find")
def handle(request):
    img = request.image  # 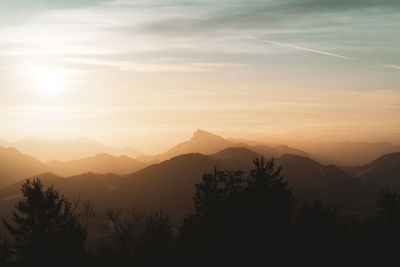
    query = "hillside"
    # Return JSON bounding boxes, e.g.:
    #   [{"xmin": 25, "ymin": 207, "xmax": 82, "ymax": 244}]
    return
[
  {"xmin": 46, "ymin": 153, "xmax": 146, "ymax": 176},
  {"xmin": 137, "ymin": 129, "xmax": 234, "ymax": 162},
  {"xmin": 345, "ymin": 152, "xmax": 400, "ymax": 190},
  {"xmin": 10, "ymin": 137, "xmax": 115, "ymax": 162},
  {"xmin": 302, "ymin": 142, "xmax": 400, "ymax": 166},
  {"xmin": 0, "ymin": 148, "xmax": 385, "ymax": 224},
  {"xmin": 137, "ymin": 129, "xmax": 308, "ymax": 163},
  {"xmin": 277, "ymin": 155, "xmax": 369, "ymax": 206},
  {"xmin": 0, "ymin": 146, "xmax": 50, "ymax": 187}
]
